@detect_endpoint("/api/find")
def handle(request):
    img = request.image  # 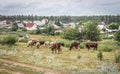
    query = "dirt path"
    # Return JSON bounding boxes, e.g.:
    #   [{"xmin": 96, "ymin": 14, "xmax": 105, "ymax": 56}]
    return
[
  {"xmin": 0, "ymin": 58, "xmax": 68, "ymax": 74},
  {"xmin": 0, "ymin": 68, "xmax": 24, "ymax": 74}
]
